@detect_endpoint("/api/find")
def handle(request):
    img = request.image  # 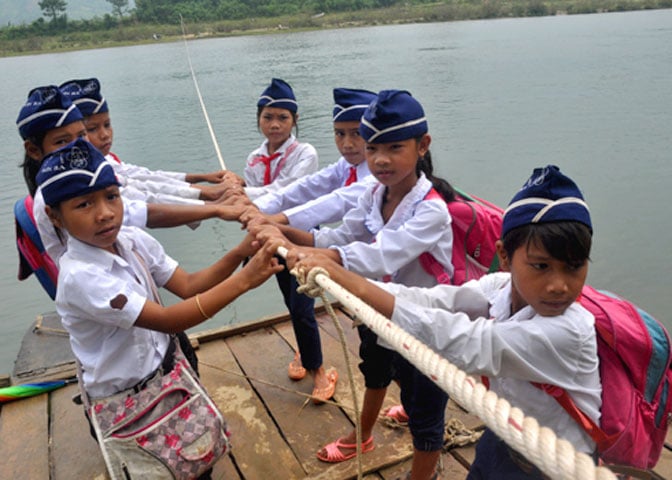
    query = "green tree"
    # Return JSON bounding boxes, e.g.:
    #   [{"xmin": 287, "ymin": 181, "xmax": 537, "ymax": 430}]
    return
[
  {"xmin": 38, "ymin": 0, "xmax": 68, "ymax": 22},
  {"xmin": 106, "ymin": 0, "xmax": 129, "ymax": 21}
]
